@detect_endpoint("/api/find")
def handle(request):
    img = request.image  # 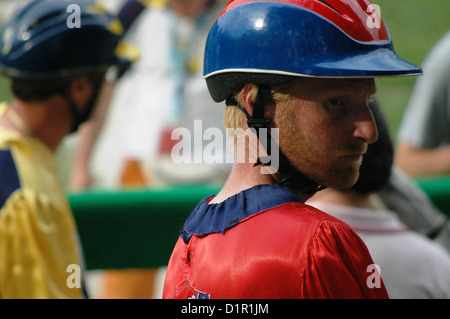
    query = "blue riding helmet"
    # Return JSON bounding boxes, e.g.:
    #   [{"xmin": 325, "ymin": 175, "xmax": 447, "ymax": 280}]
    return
[
  {"xmin": 0, "ymin": 0, "xmax": 135, "ymax": 79},
  {"xmin": 204, "ymin": 0, "xmax": 423, "ymax": 102}
]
